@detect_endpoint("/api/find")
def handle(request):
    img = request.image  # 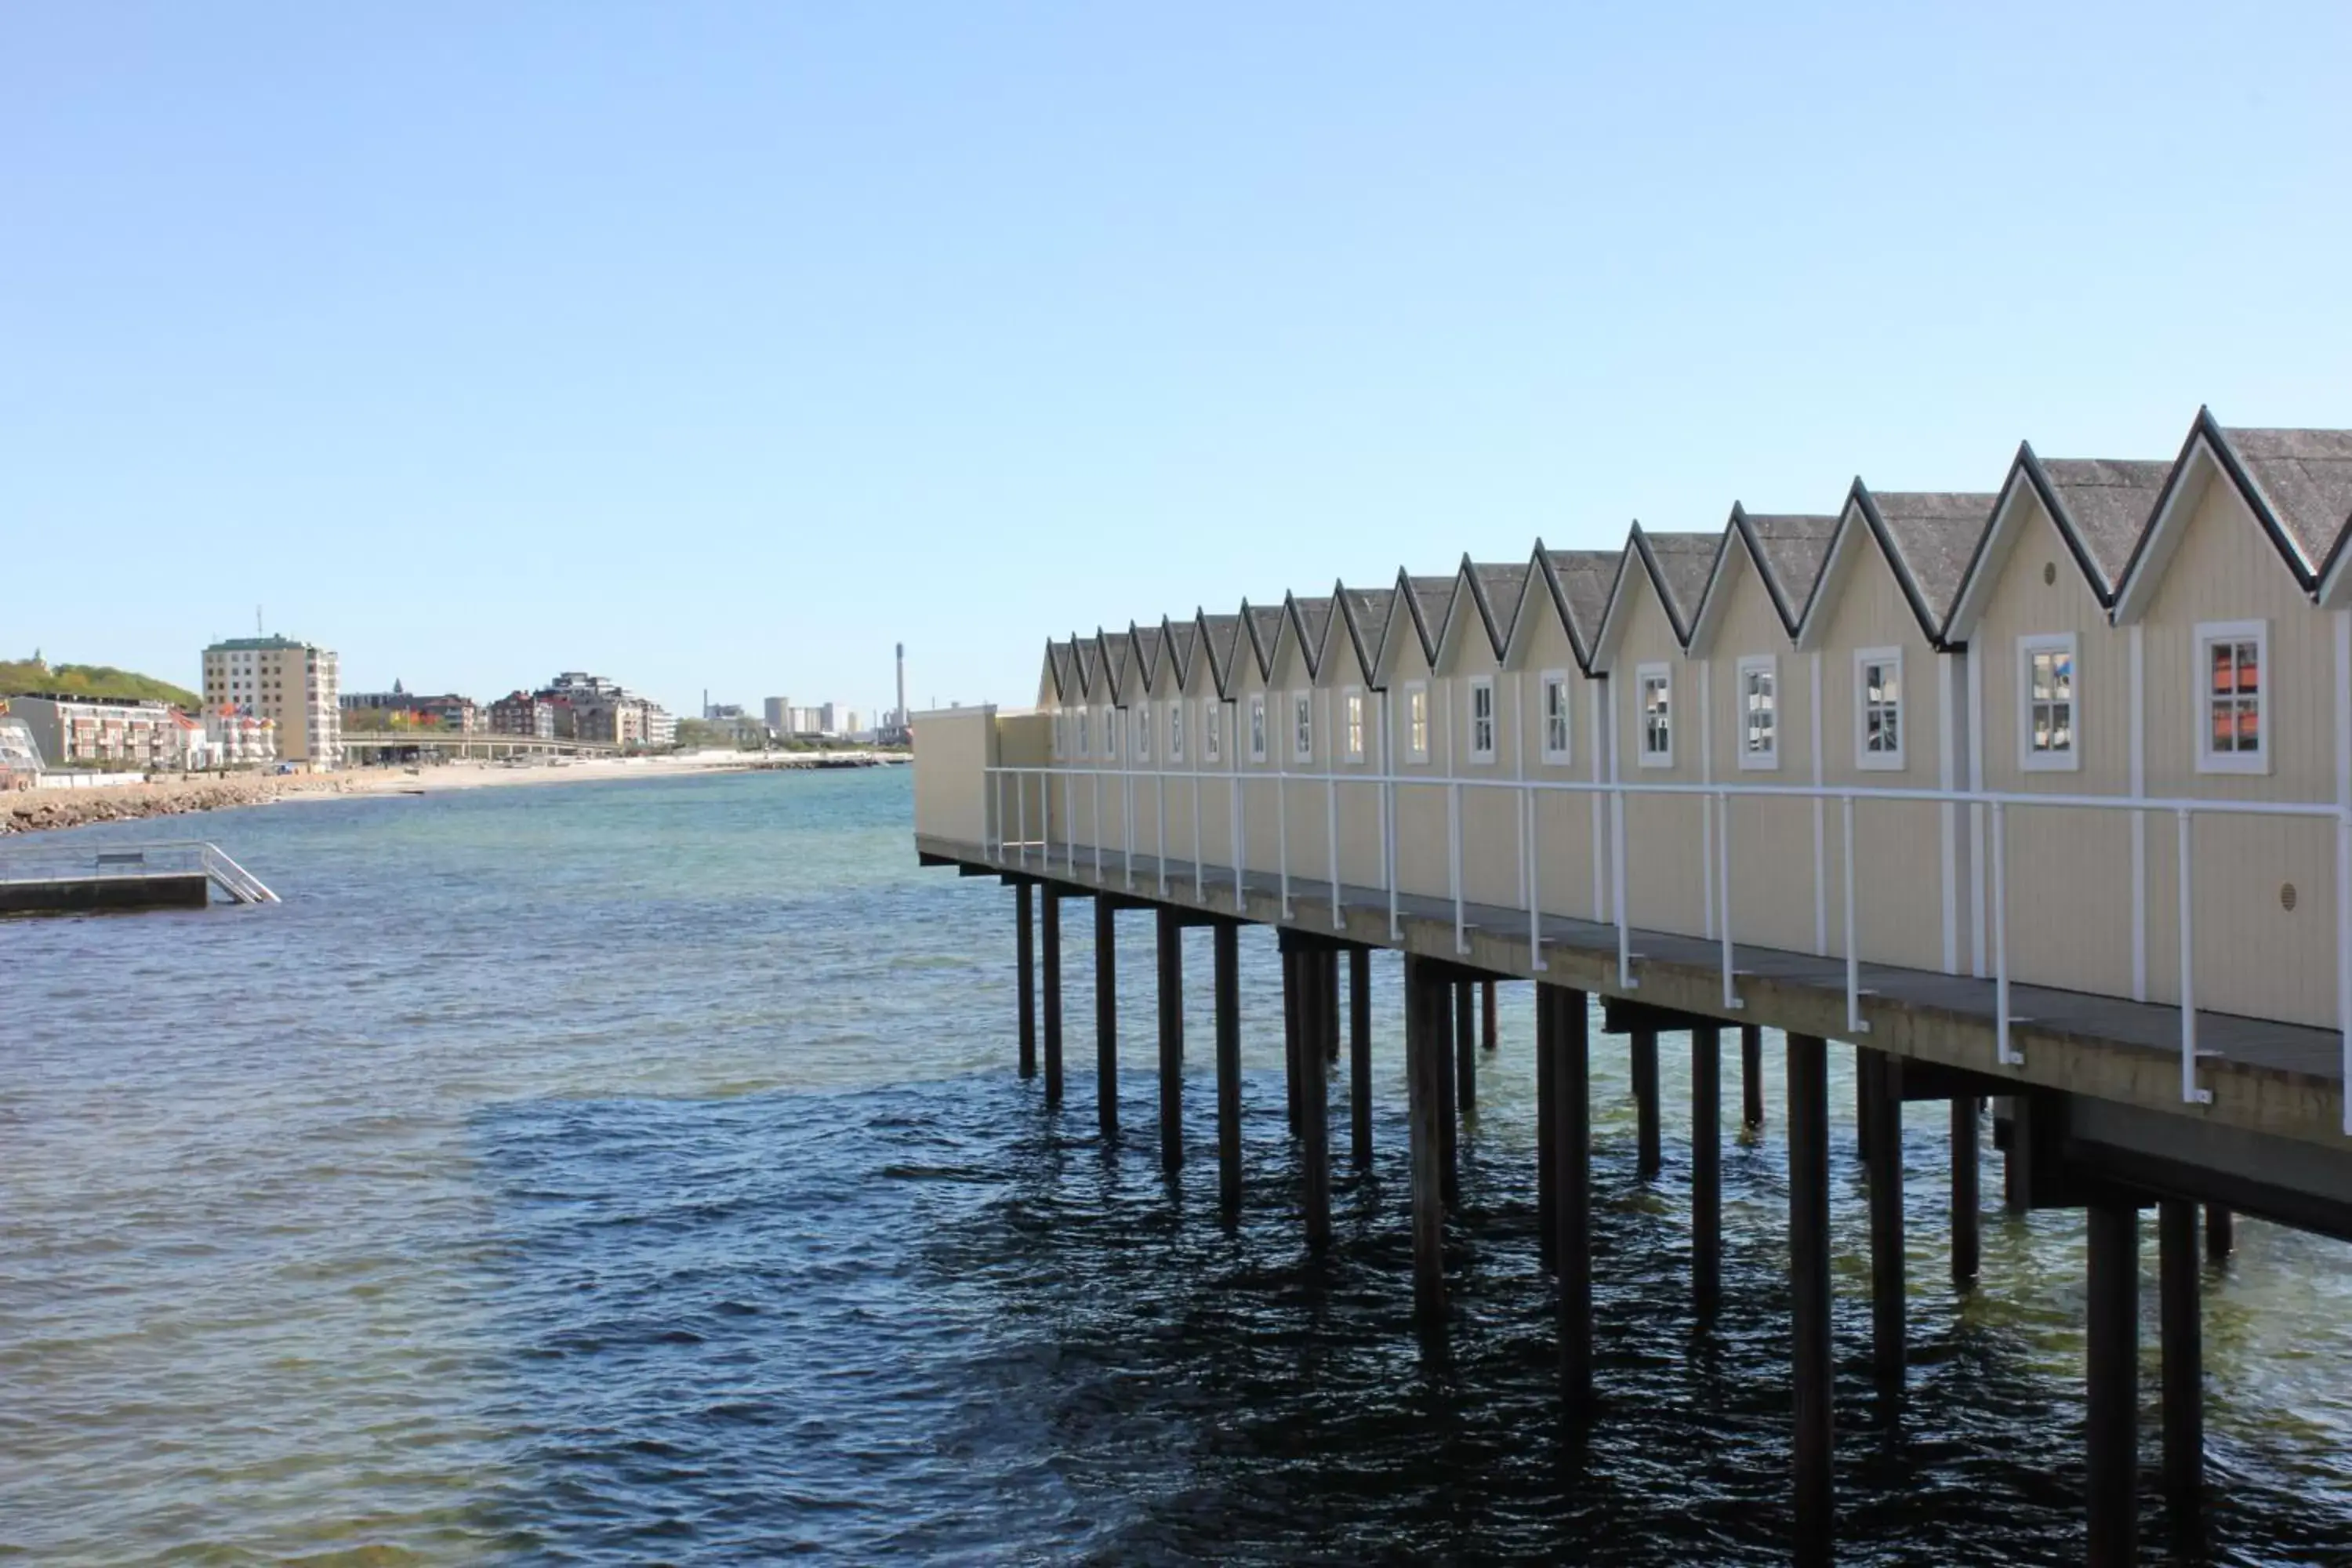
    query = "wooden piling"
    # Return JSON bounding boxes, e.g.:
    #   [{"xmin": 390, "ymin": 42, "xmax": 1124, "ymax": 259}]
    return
[
  {"xmin": 2159, "ymin": 1197, "xmax": 2203, "ymax": 1503},
  {"xmin": 1692, "ymin": 1024, "xmax": 1721, "ymax": 1319},
  {"xmin": 1454, "ymin": 978, "xmax": 1476, "ymax": 1120},
  {"xmin": 1323, "ymin": 948, "xmax": 1341, "ymax": 1065},
  {"xmin": 1864, "ymin": 1049, "xmax": 1906, "ymax": 1391},
  {"xmin": 2086, "ymin": 1199, "xmax": 2141, "ymax": 1566},
  {"xmin": 1436, "ymin": 971, "xmax": 1460, "ymax": 1206},
  {"xmin": 1740, "ymin": 1022, "xmax": 1764, "ymax": 1128},
  {"xmin": 1857, "ymin": 1044, "xmax": 1875, "ymax": 1165},
  {"xmin": 1283, "ymin": 944, "xmax": 1302, "ymax": 1136},
  {"xmin": 1042, "ymin": 887, "xmax": 1064, "ymax": 1108},
  {"xmin": 2004, "ymin": 1095, "xmax": 2032, "ymax": 1216},
  {"xmin": 1406, "ymin": 956, "xmax": 1447, "ymax": 1335},
  {"xmin": 1214, "ymin": 920, "xmax": 1241, "ymax": 1215},
  {"xmin": 1550, "ymin": 985, "xmax": 1593, "ymax": 1407},
  {"xmin": 1632, "ymin": 1026, "xmax": 1661, "ymax": 1179},
  {"xmin": 1094, "ymin": 897, "xmax": 1118, "ymax": 1140},
  {"xmin": 1537, "ymin": 993, "xmax": 1557, "ymax": 1272},
  {"xmin": 1348, "ymin": 946, "xmax": 1372, "ymax": 1170},
  {"xmin": 1481, "ymin": 978, "xmax": 1497, "ymax": 1051},
  {"xmin": 1156, "ymin": 906, "xmax": 1183, "ymax": 1172},
  {"xmin": 1952, "ymin": 1094, "xmax": 1981, "ymax": 1287},
  {"xmin": 1299, "ymin": 942, "xmax": 1332, "ymax": 1252},
  {"xmin": 1788, "ymin": 1032, "xmax": 1833, "ymax": 1541},
  {"xmin": 2206, "ymin": 1204, "xmax": 2234, "ymax": 1261},
  {"xmin": 1016, "ymin": 881, "xmax": 1036, "ymax": 1079}
]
